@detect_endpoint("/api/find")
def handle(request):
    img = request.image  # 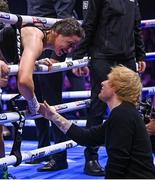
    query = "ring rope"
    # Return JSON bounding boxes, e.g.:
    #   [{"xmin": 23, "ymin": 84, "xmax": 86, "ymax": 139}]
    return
[
  {"xmin": 0, "ymin": 11, "xmax": 62, "ymax": 27},
  {"xmin": 8, "ymin": 58, "xmax": 89, "ymax": 76},
  {"xmin": 6, "ymin": 51, "xmax": 155, "ymax": 76},
  {"xmin": 1, "ymin": 91, "xmax": 91, "ymax": 101},
  {"xmin": 0, "ymin": 140, "xmax": 77, "ymax": 167},
  {"xmin": 141, "ymin": 19, "xmax": 155, "ymax": 28},
  {"xmin": 0, "ymin": 11, "xmax": 155, "ymax": 29},
  {"xmin": 1, "ymin": 86, "xmax": 155, "ymax": 101},
  {"xmin": 5, "ymin": 119, "xmax": 87, "ymax": 127},
  {"xmin": 0, "ymin": 99, "xmax": 90, "ymax": 124},
  {"xmin": 145, "ymin": 52, "xmax": 155, "ymax": 61}
]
